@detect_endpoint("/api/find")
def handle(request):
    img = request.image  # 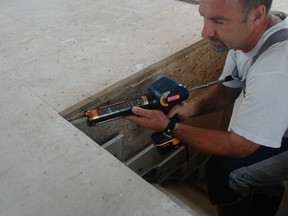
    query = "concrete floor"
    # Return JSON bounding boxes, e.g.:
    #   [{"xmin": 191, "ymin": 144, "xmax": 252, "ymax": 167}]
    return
[
  {"xmin": 0, "ymin": 0, "xmax": 288, "ymax": 216},
  {"xmin": 0, "ymin": 0, "xmax": 203, "ymax": 112},
  {"xmin": 0, "ymin": 1, "xmax": 202, "ymax": 216}
]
